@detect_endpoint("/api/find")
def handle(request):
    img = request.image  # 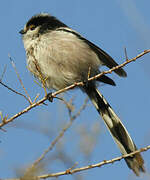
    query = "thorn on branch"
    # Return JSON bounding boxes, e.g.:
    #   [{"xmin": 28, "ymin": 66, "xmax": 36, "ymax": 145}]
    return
[
  {"xmin": 87, "ymin": 66, "xmax": 91, "ymax": 79},
  {"xmin": 33, "ymin": 93, "xmax": 40, "ymax": 103},
  {"xmin": 2, "ymin": 115, "xmax": 8, "ymax": 124},
  {"xmin": 66, "ymin": 162, "xmax": 78, "ymax": 174},
  {"xmin": 124, "ymin": 47, "xmax": 128, "ymax": 61},
  {"xmin": 0, "ymin": 111, "xmax": 8, "ymax": 124}
]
